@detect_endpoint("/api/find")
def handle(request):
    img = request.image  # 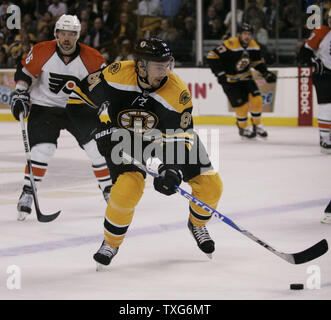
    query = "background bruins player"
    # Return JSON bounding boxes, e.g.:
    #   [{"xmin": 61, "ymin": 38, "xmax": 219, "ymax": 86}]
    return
[
  {"xmin": 207, "ymin": 23, "xmax": 276, "ymax": 139},
  {"xmin": 67, "ymin": 38, "xmax": 223, "ymax": 267}
]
